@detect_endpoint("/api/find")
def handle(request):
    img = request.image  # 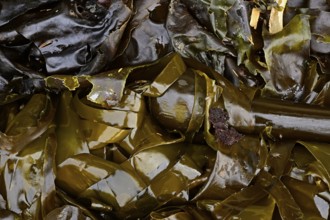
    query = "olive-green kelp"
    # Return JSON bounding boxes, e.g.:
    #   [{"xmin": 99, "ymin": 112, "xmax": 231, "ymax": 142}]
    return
[
  {"xmin": 0, "ymin": 0, "xmax": 330, "ymax": 220},
  {"xmin": 1, "ymin": 53, "xmax": 329, "ymax": 219}
]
